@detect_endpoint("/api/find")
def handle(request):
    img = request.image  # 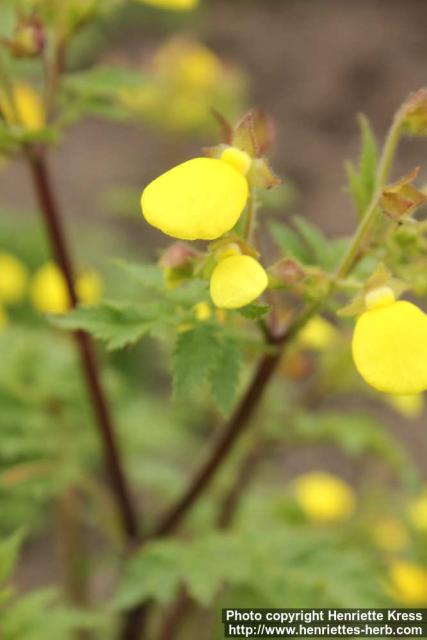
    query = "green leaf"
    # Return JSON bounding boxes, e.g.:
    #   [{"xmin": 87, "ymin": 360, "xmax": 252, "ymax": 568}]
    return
[
  {"xmin": 63, "ymin": 66, "xmax": 146, "ymax": 99},
  {"xmin": 52, "ymin": 301, "xmax": 174, "ymax": 350},
  {"xmin": 114, "ymin": 260, "xmax": 164, "ymax": 290},
  {"xmin": 239, "ymin": 303, "xmax": 271, "ymax": 320},
  {"xmin": 345, "ymin": 115, "xmax": 378, "ymax": 217},
  {"xmin": 173, "ymin": 324, "xmax": 220, "ymax": 399},
  {"xmin": 0, "ymin": 531, "xmax": 23, "ymax": 584},
  {"xmin": 292, "ymin": 216, "xmax": 349, "ymax": 270},
  {"xmin": 268, "ymin": 220, "xmax": 310, "ymax": 263},
  {"xmin": 209, "ymin": 337, "xmax": 241, "ymax": 416}
]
